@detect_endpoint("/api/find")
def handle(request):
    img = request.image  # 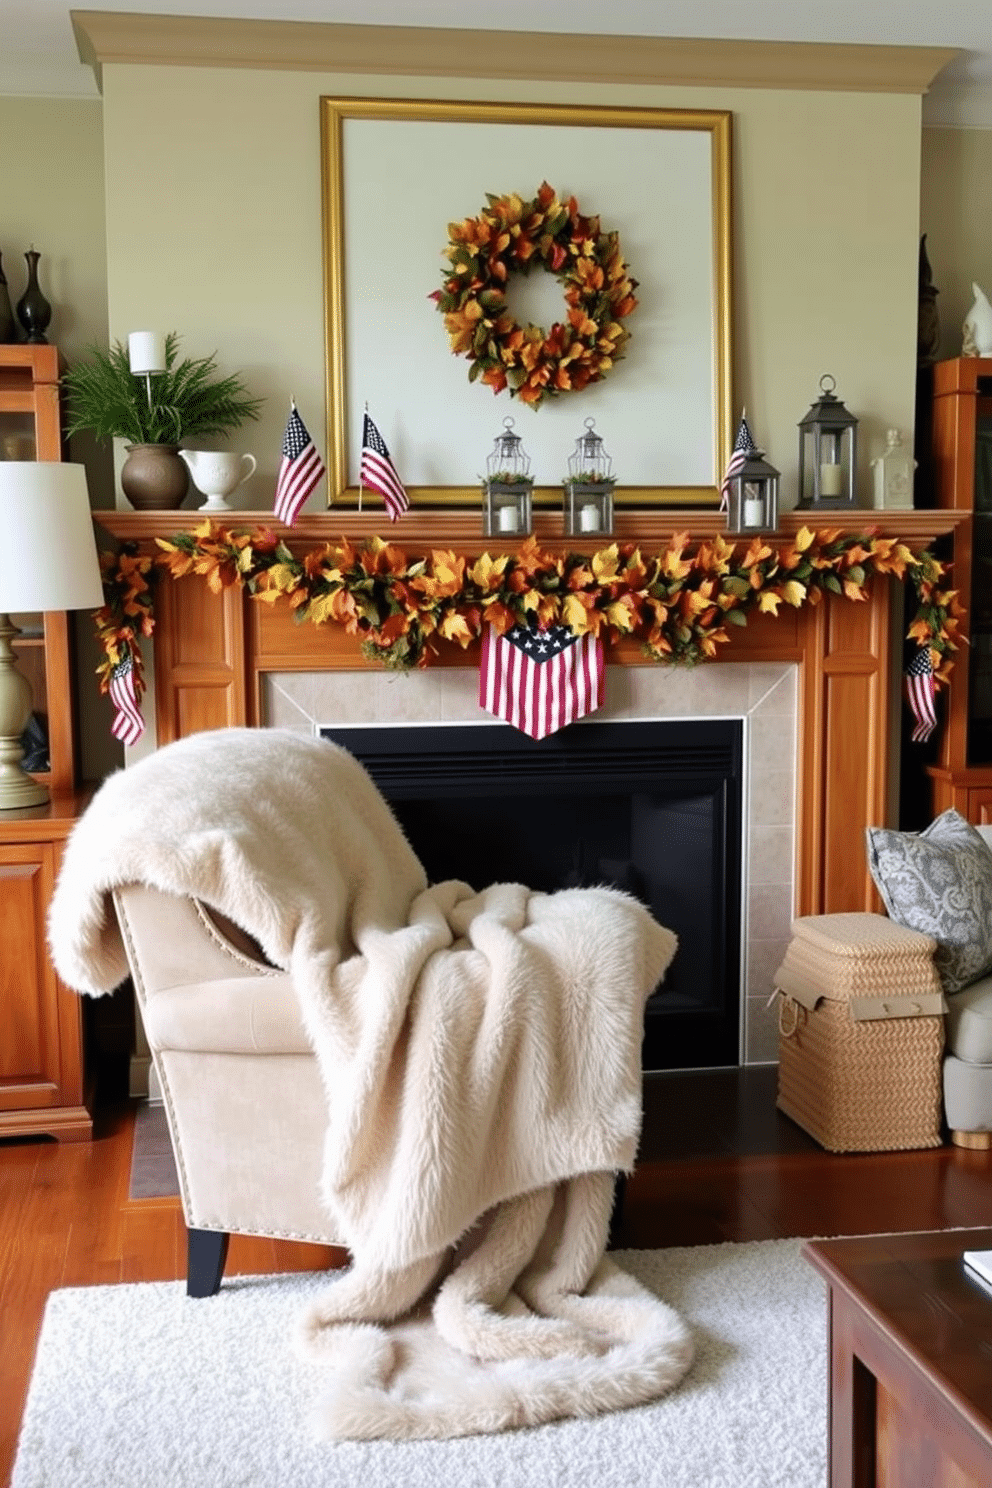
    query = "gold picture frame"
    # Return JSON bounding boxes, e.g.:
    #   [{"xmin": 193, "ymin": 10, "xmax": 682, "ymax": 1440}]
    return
[{"xmin": 321, "ymin": 96, "xmax": 732, "ymax": 509}]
